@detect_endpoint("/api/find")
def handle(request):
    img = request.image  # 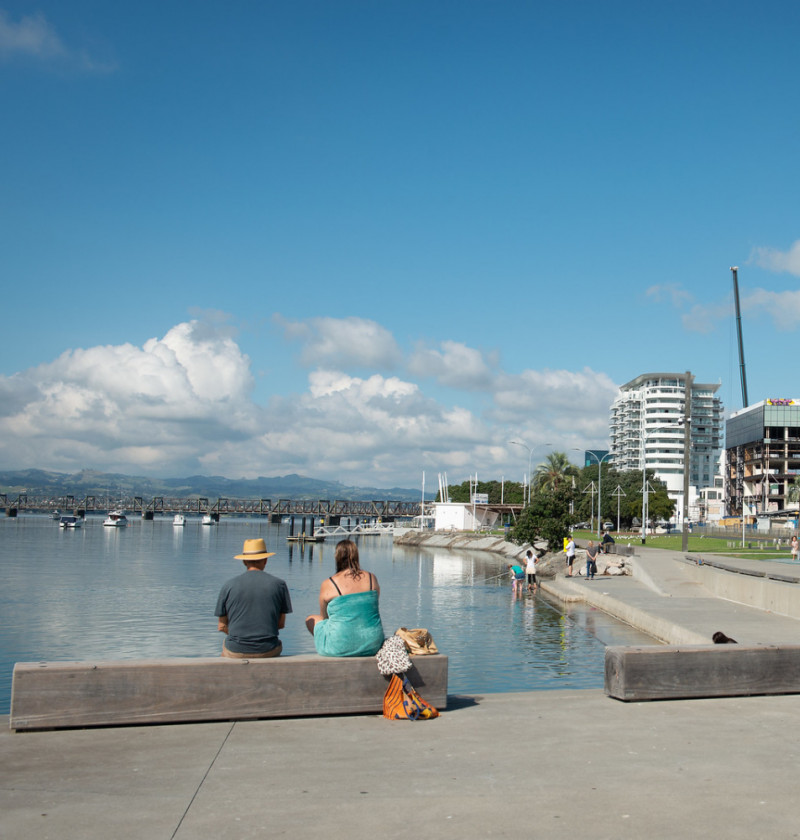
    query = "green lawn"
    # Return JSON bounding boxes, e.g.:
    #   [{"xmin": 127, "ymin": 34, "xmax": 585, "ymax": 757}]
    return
[
  {"xmin": 490, "ymin": 526, "xmax": 796, "ymax": 562},
  {"xmin": 572, "ymin": 530, "xmax": 795, "ymax": 561}
]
